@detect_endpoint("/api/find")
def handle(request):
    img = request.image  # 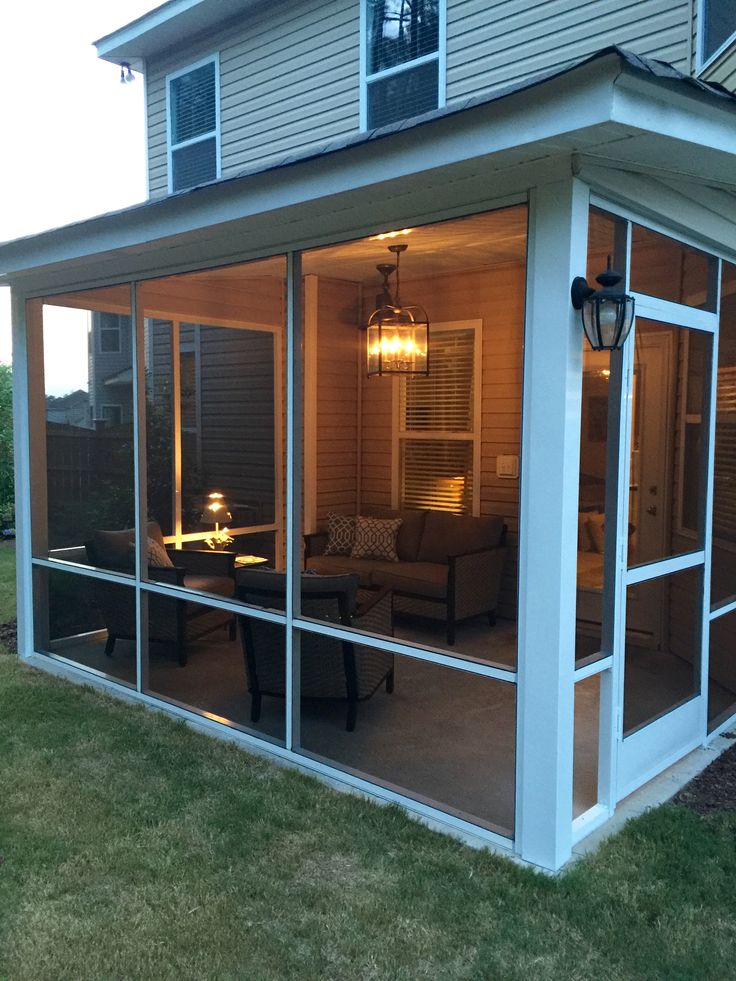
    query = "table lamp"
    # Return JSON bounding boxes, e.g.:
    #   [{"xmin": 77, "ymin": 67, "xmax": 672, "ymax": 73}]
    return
[{"xmin": 201, "ymin": 492, "xmax": 234, "ymax": 550}]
